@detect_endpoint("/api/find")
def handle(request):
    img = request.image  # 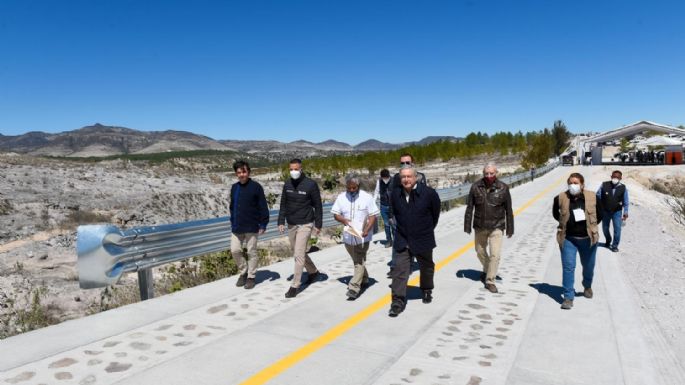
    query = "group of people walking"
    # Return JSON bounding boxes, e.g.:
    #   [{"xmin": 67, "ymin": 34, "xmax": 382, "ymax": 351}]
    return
[{"xmin": 227, "ymin": 156, "xmax": 628, "ymax": 315}]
